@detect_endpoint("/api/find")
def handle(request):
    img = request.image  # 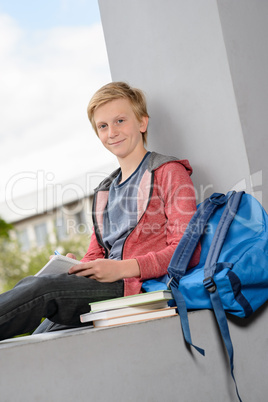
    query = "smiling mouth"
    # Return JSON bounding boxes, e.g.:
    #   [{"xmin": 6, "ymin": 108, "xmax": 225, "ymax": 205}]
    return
[{"xmin": 109, "ymin": 139, "xmax": 125, "ymax": 146}]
